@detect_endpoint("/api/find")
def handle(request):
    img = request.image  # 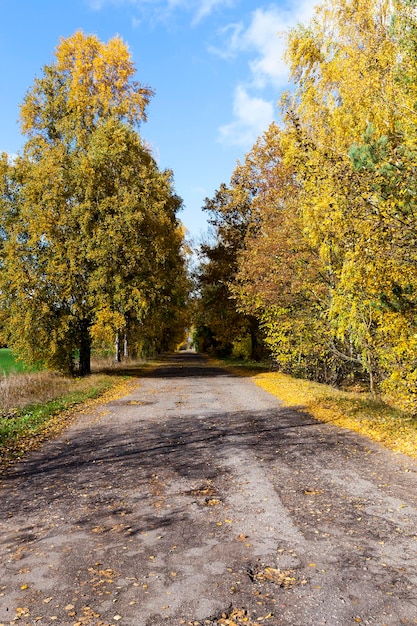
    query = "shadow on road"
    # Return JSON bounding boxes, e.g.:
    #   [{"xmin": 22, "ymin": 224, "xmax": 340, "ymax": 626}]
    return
[
  {"xmin": 1, "ymin": 398, "xmax": 362, "ymax": 528},
  {"xmin": 96, "ymin": 352, "xmax": 243, "ymax": 379}
]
